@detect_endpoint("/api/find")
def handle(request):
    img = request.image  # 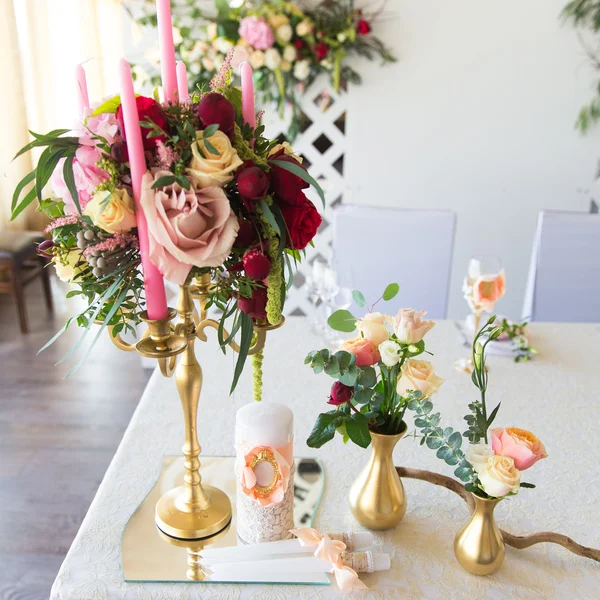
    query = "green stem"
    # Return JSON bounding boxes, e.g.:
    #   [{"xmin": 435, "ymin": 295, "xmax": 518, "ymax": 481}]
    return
[{"xmin": 333, "ymin": 53, "xmax": 341, "ymax": 93}]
